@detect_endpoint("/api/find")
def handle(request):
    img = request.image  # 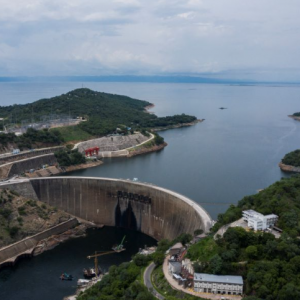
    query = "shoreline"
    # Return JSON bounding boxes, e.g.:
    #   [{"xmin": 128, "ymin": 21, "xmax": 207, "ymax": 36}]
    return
[
  {"xmin": 151, "ymin": 119, "xmax": 204, "ymax": 132},
  {"xmin": 288, "ymin": 115, "xmax": 300, "ymax": 121},
  {"xmin": 279, "ymin": 162, "xmax": 300, "ymax": 173},
  {"xmin": 144, "ymin": 103, "xmax": 155, "ymax": 113},
  {"xmin": 127, "ymin": 142, "xmax": 167, "ymax": 157}
]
